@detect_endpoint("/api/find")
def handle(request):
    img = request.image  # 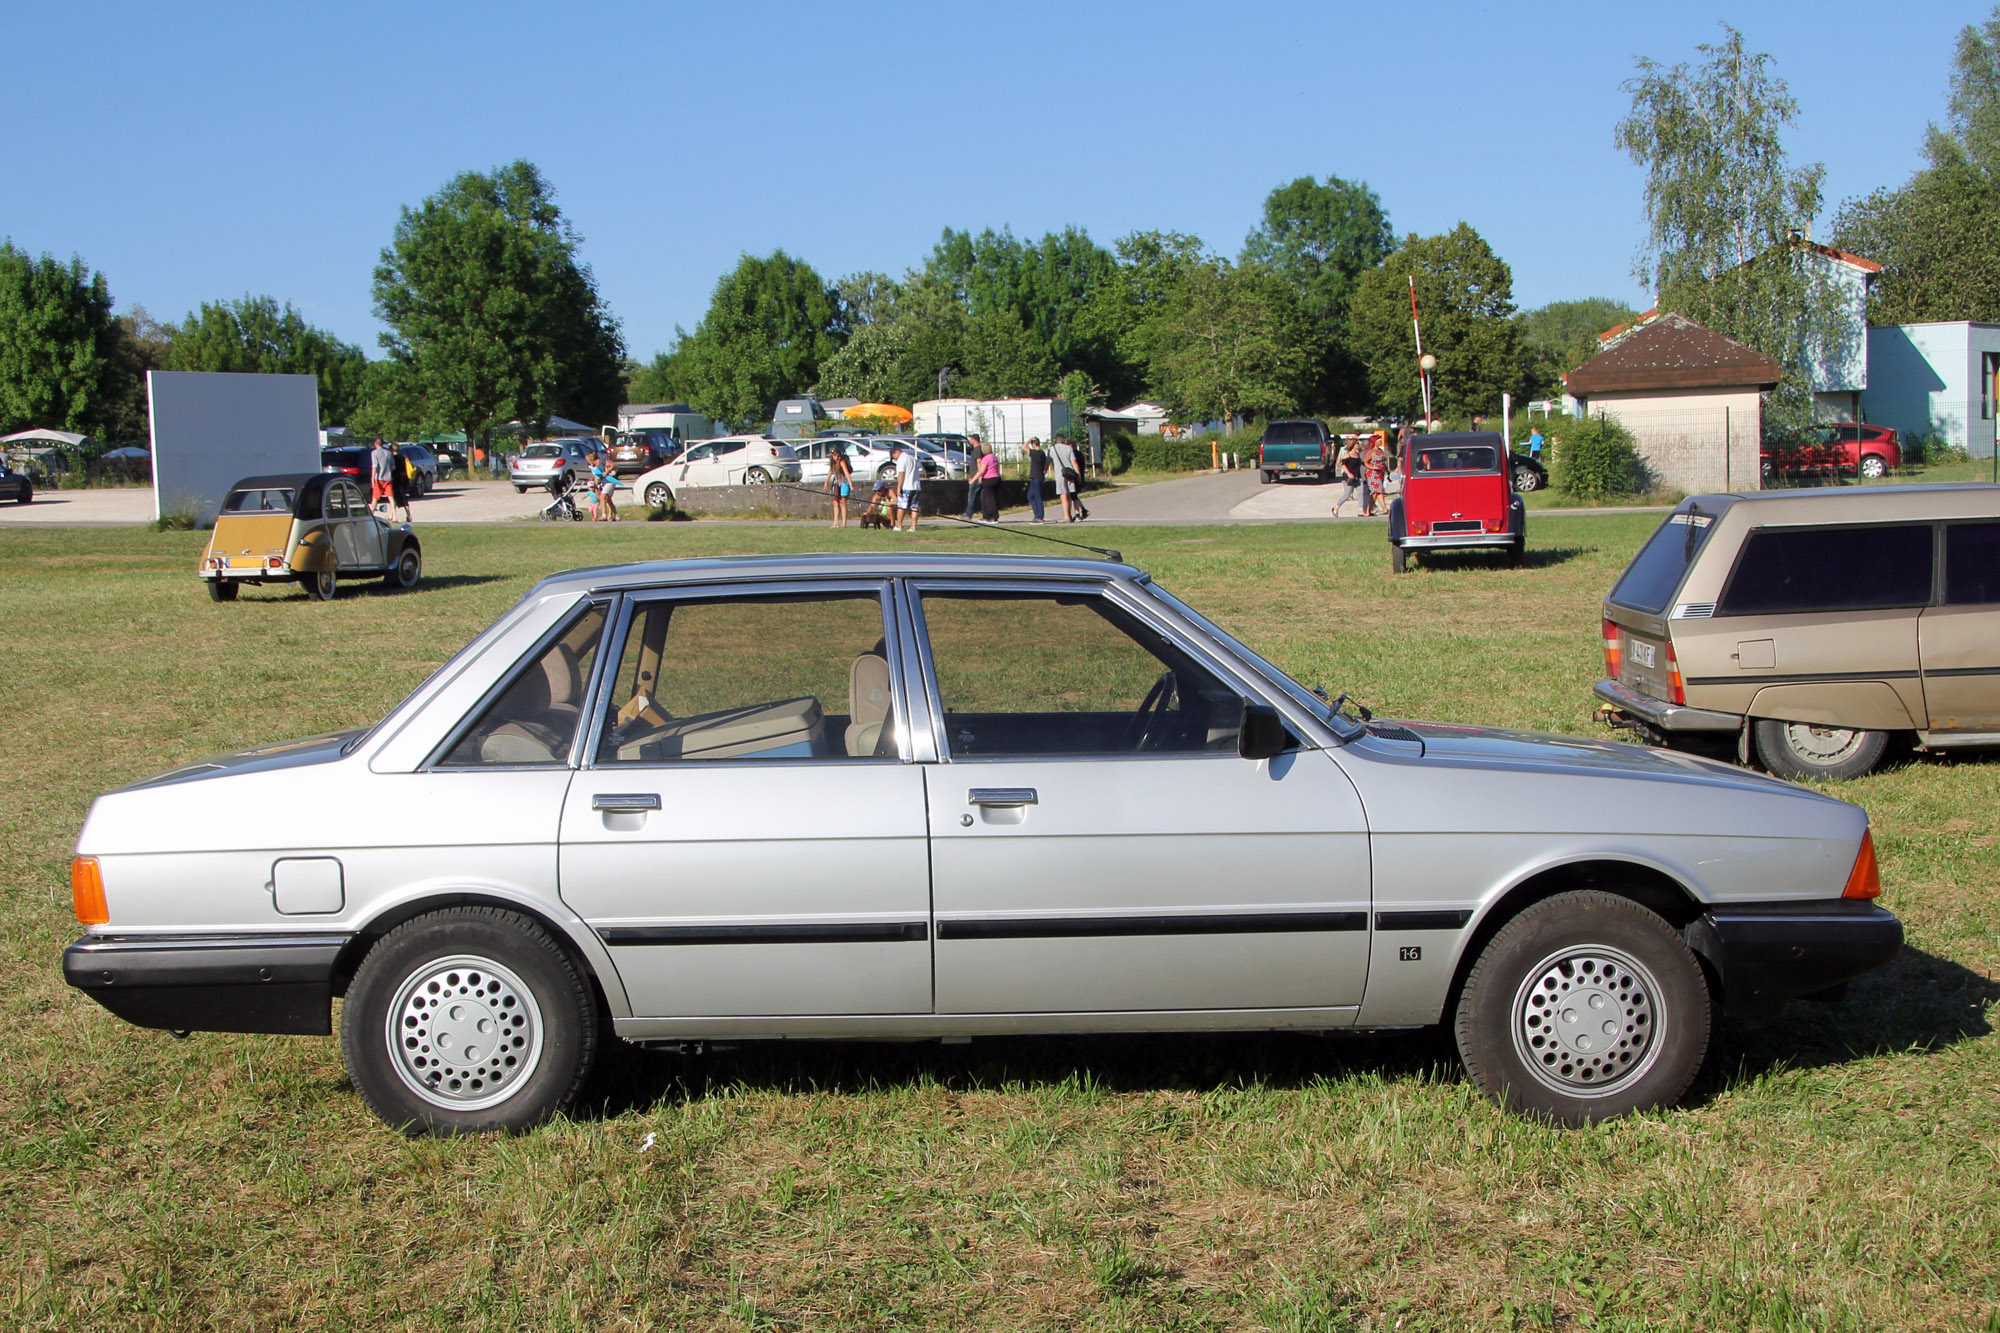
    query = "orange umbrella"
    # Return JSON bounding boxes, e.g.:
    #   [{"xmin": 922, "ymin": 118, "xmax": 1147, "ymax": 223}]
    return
[{"xmin": 843, "ymin": 402, "xmax": 913, "ymax": 423}]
